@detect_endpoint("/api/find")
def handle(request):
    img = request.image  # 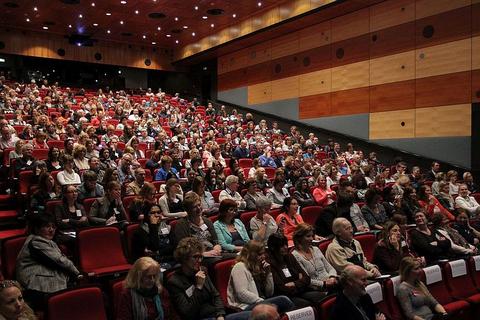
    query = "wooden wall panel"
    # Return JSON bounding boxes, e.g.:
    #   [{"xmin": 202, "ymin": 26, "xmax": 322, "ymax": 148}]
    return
[
  {"xmin": 370, "ymin": 51, "xmax": 415, "ymax": 86},
  {"xmin": 473, "ymin": 36, "xmax": 480, "ymax": 70},
  {"xmin": 415, "ymin": 6, "xmax": 472, "ymax": 49},
  {"xmin": 370, "ymin": 80, "xmax": 416, "ymax": 112},
  {"xmin": 415, "ymin": 104, "xmax": 472, "ymax": 137},
  {"xmin": 247, "ymin": 62, "xmax": 272, "ymax": 86},
  {"xmin": 298, "ymin": 45, "xmax": 332, "ymax": 74},
  {"xmin": 224, "ymin": 49, "xmax": 249, "ymax": 73},
  {"xmin": 247, "ymin": 42, "xmax": 272, "ymax": 66},
  {"xmin": 331, "ymin": 87, "xmax": 370, "ymax": 116},
  {"xmin": 416, "ymin": 38, "xmax": 471, "ymax": 79},
  {"xmin": 473, "ymin": 3, "xmax": 480, "ymax": 35},
  {"xmin": 331, "ymin": 8, "xmax": 370, "ymax": 43},
  {"xmin": 270, "ymin": 54, "xmax": 301, "ymax": 80},
  {"xmin": 299, "ymin": 69, "xmax": 332, "ymax": 97},
  {"xmin": 370, "ymin": 22, "xmax": 416, "ymax": 58},
  {"xmin": 415, "ymin": 71, "xmax": 472, "ymax": 108},
  {"xmin": 472, "ymin": 69, "xmax": 480, "ymax": 103},
  {"xmin": 271, "ymin": 76, "xmax": 299, "ymax": 101},
  {"xmin": 369, "ymin": 0, "xmax": 415, "ymax": 32},
  {"xmin": 270, "ymin": 32, "xmax": 299, "ymax": 60},
  {"xmin": 299, "ymin": 93, "xmax": 332, "ymax": 119},
  {"xmin": 369, "ymin": 109, "xmax": 416, "ymax": 139},
  {"xmin": 331, "ymin": 61, "xmax": 369, "ymax": 91},
  {"xmin": 415, "ymin": 0, "xmax": 471, "ymax": 19},
  {"xmin": 238, "ymin": 19, "xmax": 254, "ymax": 37},
  {"xmin": 331, "ymin": 35, "xmax": 370, "ymax": 68},
  {"xmin": 248, "ymin": 82, "xmax": 272, "ymax": 105},
  {"xmin": 299, "ymin": 21, "xmax": 331, "ymax": 52},
  {"xmin": 217, "ymin": 68, "xmax": 248, "ymax": 91}
]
